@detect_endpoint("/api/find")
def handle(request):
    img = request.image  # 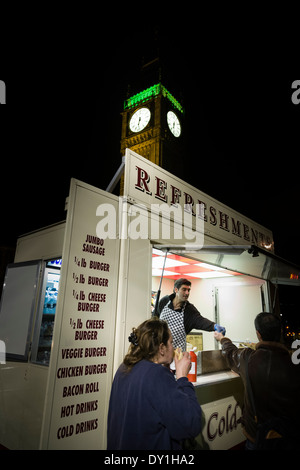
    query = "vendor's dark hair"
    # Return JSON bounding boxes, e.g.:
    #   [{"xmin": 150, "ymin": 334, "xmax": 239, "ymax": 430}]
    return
[
  {"xmin": 254, "ymin": 312, "xmax": 281, "ymax": 342},
  {"xmin": 123, "ymin": 318, "xmax": 170, "ymax": 372},
  {"xmin": 174, "ymin": 278, "xmax": 191, "ymax": 291}
]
